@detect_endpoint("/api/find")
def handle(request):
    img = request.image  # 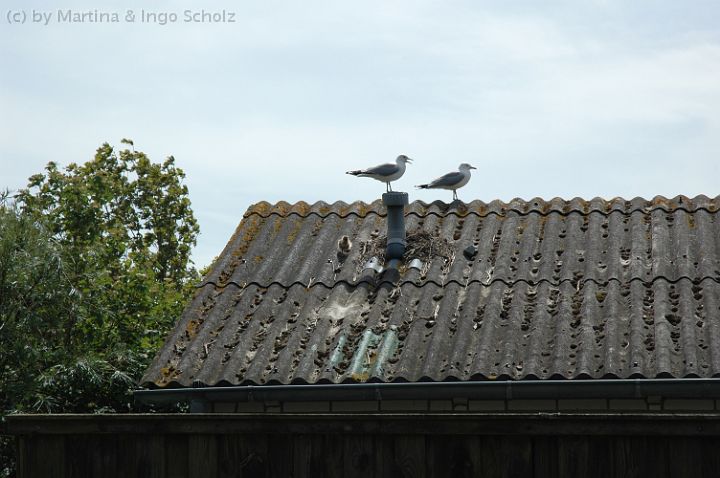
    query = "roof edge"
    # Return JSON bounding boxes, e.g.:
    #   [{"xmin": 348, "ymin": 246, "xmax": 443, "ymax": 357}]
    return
[{"xmin": 135, "ymin": 378, "xmax": 720, "ymax": 406}]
